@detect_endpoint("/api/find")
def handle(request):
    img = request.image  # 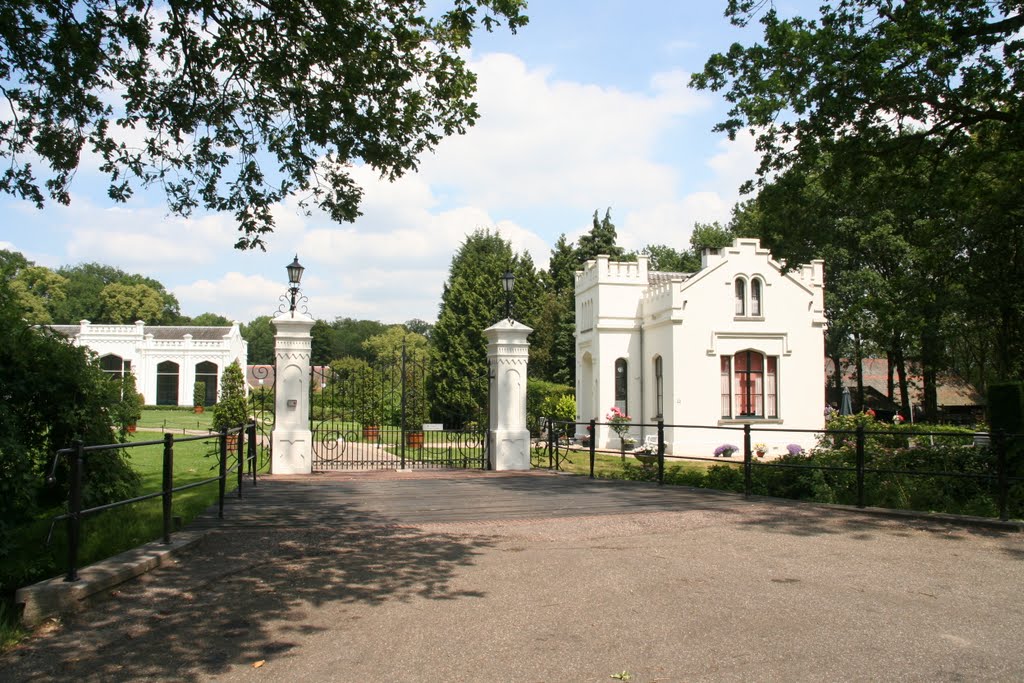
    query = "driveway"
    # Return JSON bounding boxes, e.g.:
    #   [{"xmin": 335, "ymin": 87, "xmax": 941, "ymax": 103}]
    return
[{"xmin": 3, "ymin": 471, "xmax": 1023, "ymax": 682}]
